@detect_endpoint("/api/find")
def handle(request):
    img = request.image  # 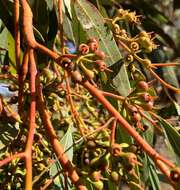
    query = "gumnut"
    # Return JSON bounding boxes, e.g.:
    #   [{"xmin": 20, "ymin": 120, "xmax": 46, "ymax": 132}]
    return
[
  {"xmin": 88, "ymin": 38, "xmax": 99, "ymax": 52},
  {"xmin": 78, "ymin": 43, "xmax": 89, "ymax": 55},
  {"xmin": 91, "ymin": 180, "xmax": 104, "ymax": 190},
  {"xmin": 94, "ymin": 50, "xmax": 106, "ymax": 60},
  {"xmin": 71, "ymin": 70, "xmax": 82, "ymax": 83},
  {"xmin": 170, "ymin": 167, "xmax": 180, "ymax": 183},
  {"xmin": 111, "ymin": 171, "xmax": 120, "ymax": 183},
  {"xmin": 95, "ymin": 60, "xmax": 106, "ymax": 71},
  {"xmin": 90, "ymin": 171, "xmax": 102, "ymax": 181},
  {"xmin": 60, "ymin": 57, "xmax": 73, "ymax": 71},
  {"xmin": 87, "ymin": 140, "xmax": 96, "ymax": 149},
  {"xmin": 111, "ymin": 143, "xmax": 122, "ymax": 157},
  {"xmin": 137, "ymin": 81, "xmax": 149, "ymax": 91},
  {"xmin": 121, "ymin": 152, "xmax": 142, "ymax": 167}
]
